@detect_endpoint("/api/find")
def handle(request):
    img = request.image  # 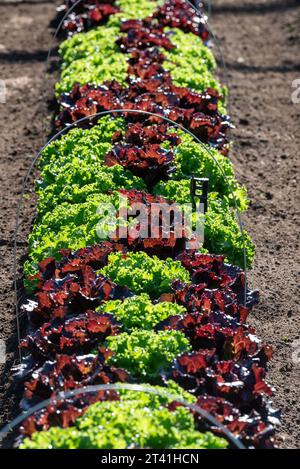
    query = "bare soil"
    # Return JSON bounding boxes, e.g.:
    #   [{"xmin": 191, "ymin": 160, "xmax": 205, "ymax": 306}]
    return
[{"xmin": 0, "ymin": 0, "xmax": 299, "ymax": 448}]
